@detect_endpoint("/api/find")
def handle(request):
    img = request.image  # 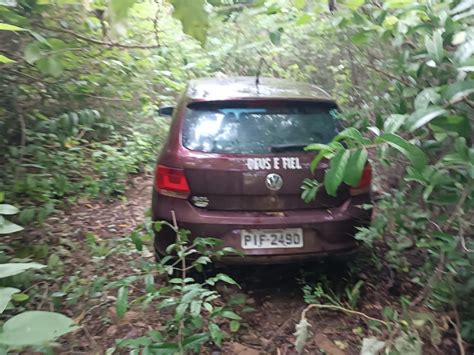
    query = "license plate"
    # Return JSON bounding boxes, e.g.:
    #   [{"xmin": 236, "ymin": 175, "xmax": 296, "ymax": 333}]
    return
[{"xmin": 240, "ymin": 228, "xmax": 304, "ymax": 249}]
